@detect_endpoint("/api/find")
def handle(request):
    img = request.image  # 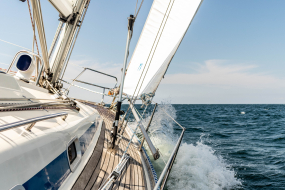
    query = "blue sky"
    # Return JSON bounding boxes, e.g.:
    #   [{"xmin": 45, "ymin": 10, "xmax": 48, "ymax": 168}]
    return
[{"xmin": 1, "ymin": 0, "xmax": 285, "ymax": 104}]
